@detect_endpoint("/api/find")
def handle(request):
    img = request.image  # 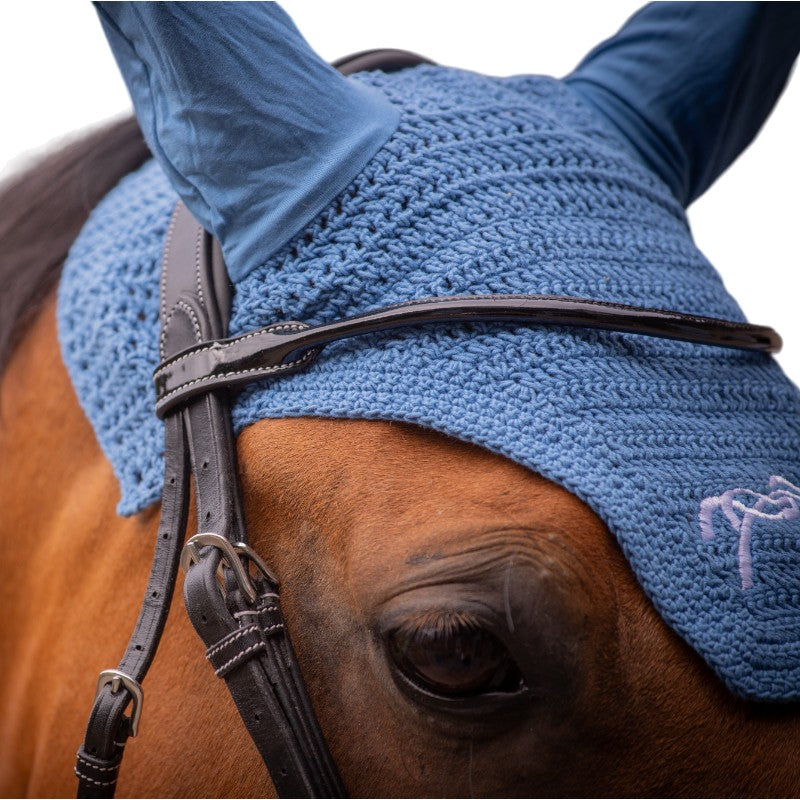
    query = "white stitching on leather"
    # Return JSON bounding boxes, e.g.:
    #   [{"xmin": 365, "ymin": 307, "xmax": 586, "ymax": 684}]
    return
[
  {"xmin": 193, "ymin": 225, "xmax": 205, "ymax": 308},
  {"xmin": 156, "ymin": 322, "xmax": 307, "ymax": 375},
  {"xmin": 74, "ymin": 769, "xmax": 117, "ymax": 787},
  {"xmin": 156, "ymin": 351, "xmax": 316, "ymax": 408},
  {"xmin": 158, "ymin": 209, "xmax": 179, "ymax": 358},
  {"xmin": 213, "ymin": 641, "xmax": 267, "ymax": 676},
  {"xmin": 76, "ymin": 755, "xmax": 117, "ymax": 773},
  {"xmin": 155, "ymin": 294, "xmax": 760, "ymax": 388},
  {"xmin": 159, "ymin": 307, "xmax": 176, "ymax": 356},
  {"xmin": 261, "ymin": 623, "xmax": 284, "ymax": 634},
  {"xmin": 175, "ymin": 300, "xmax": 203, "ymax": 343},
  {"xmin": 233, "ymin": 607, "xmax": 278, "ymax": 617},
  {"xmin": 206, "ymin": 625, "xmax": 259, "ymax": 658},
  {"xmin": 213, "ymin": 624, "xmax": 285, "ymax": 675},
  {"xmin": 159, "ymin": 298, "xmax": 205, "ymax": 362}
]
